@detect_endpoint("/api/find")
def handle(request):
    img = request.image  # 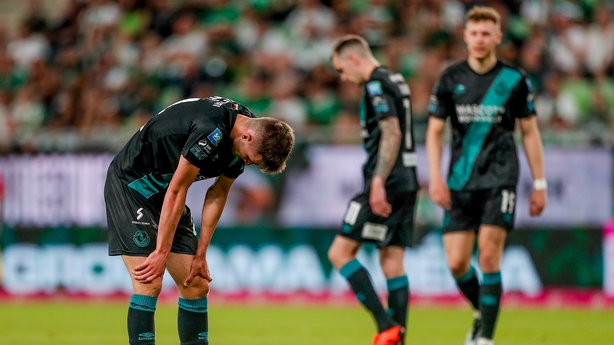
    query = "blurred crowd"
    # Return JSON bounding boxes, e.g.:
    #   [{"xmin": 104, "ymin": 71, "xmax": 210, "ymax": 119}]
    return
[{"xmin": 0, "ymin": 0, "xmax": 613, "ymax": 153}]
